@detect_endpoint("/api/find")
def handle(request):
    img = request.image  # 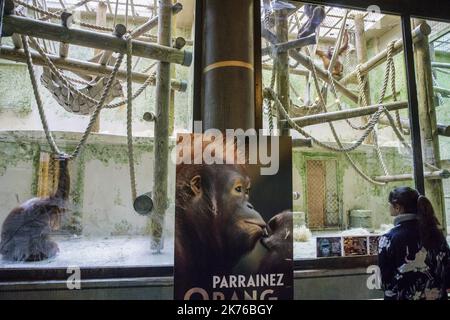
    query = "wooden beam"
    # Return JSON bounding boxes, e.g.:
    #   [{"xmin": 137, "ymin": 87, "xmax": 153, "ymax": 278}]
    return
[
  {"xmin": 432, "ymin": 62, "xmax": 450, "ymax": 69},
  {"xmin": 374, "ymin": 170, "xmax": 450, "ymax": 183},
  {"xmin": 434, "ymin": 86, "xmax": 450, "ymax": 96},
  {"xmin": 3, "ymin": 14, "xmax": 192, "ymax": 66},
  {"xmin": 379, "ymin": 116, "xmax": 450, "ymax": 137},
  {"xmin": 261, "ymin": 34, "xmax": 316, "ymax": 56},
  {"xmin": 280, "ymin": 101, "xmax": 408, "ymax": 127},
  {"xmin": 0, "ymin": 45, "xmax": 187, "ymax": 91},
  {"xmin": 340, "ymin": 23, "xmax": 431, "ymax": 85},
  {"xmin": 293, "ymin": 138, "xmax": 312, "ymax": 148},
  {"xmin": 262, "ymin": 63, "xmax": 308, "ymax": 76}
]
